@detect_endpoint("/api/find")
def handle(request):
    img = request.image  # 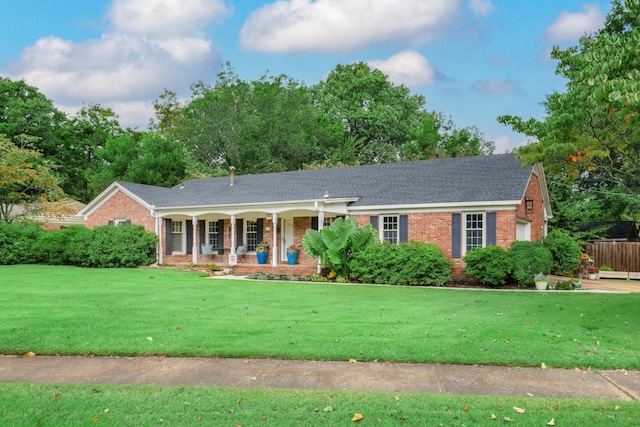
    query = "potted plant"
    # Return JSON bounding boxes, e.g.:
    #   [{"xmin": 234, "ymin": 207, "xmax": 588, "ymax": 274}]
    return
[
  {"xmin": 286, "ymin": 244, "xmax": 299, "ymax": 265},
  {"xmin": 534, "ymin": 272, "xmax": 548, "ymax": 290},
  {"xmin": 256, "ymin": 241, "xmax": 269, "ymax": 264},
  {"xmin": 588, "ymin": 267, "xmax": 597, "ymax": 280}
]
